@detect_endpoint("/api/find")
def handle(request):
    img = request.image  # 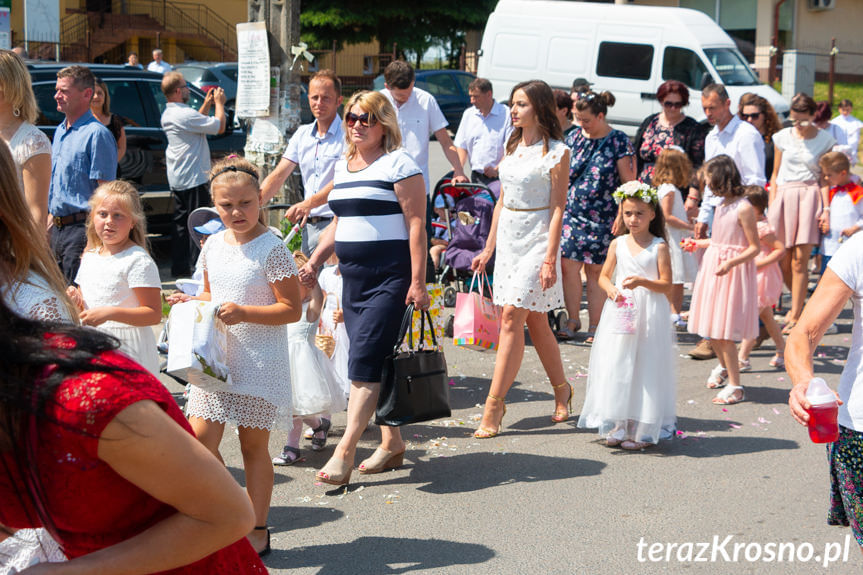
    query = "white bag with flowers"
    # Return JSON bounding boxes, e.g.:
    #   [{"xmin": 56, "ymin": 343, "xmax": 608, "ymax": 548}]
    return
[{"xmin": 167, "ymin": 300, "xmax": 231, "ymax": 391}]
